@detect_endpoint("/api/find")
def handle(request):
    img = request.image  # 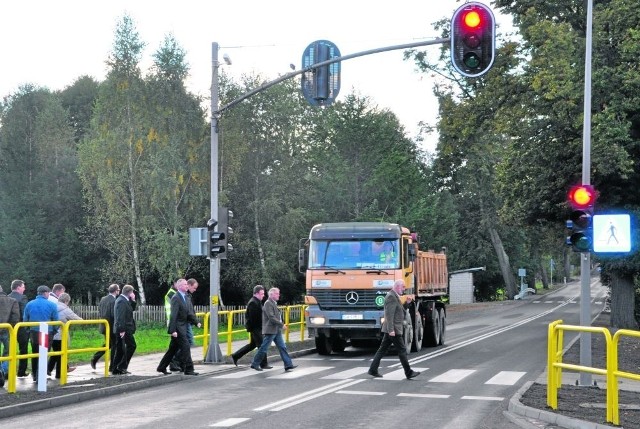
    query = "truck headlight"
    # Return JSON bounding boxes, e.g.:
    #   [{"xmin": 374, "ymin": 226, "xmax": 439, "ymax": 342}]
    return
[{"xmin": 309, "ymin": 317, "xmax": 326, "ymax": 325}]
